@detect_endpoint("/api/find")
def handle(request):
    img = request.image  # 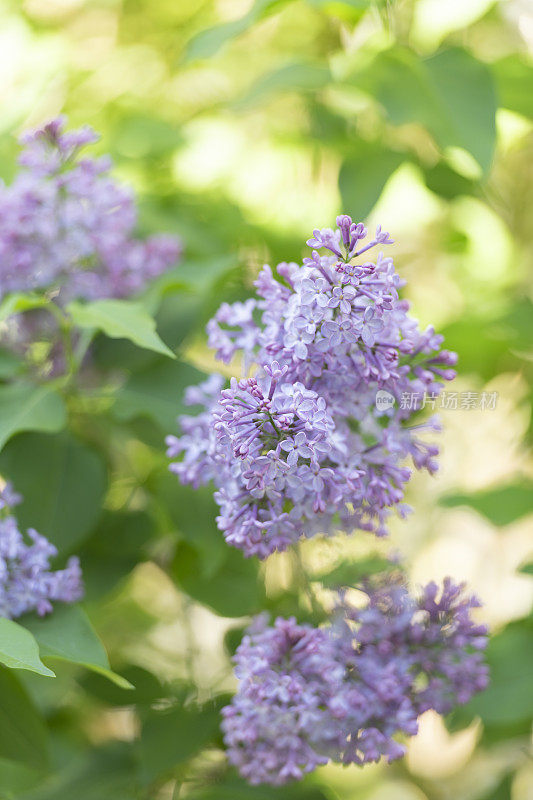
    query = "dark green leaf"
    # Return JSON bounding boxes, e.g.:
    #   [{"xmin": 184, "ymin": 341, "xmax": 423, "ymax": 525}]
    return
[
  {"xmin": 0, "ymin": 756, "xmax": 44, "ymax": 797},
  {"xmin": 21, "ymin": 605, "xmax": 132, "ymax": 689},
  {"xmin": 188, "ymin": 775, "xmax": 329, "ymax": 799},
  {"xmin": 157, "ymin": 475, "xmax": 227, "ymax": 576},
  {"xmin": 223, "ymin": 625, "xmax": 247, "ymax": 657},
  {"xmin": 155, "ymin": 293, "xmax": 208, "ymax": 352},
  {"xmin": 77, "ymin": 510, "xmax": 155, "ymax": 601},
  {"xmin": 0, "ymin": 382, "xmax": 66, "ymax": 452},
  {"xmin": 339, "ymin": 143, "xmax": 404, "ymax": 220},
  {"xmin": 139, "ymin": 698, "xmax": 223, "ymax": 781},
  {"xmin": 519, "ymin": 561, "xmax": 533, "ymax": 576},
  {"xmin": 441, "ymin": 483, "xmax": 533, "ymax": 526},
  {"xmin": 463, "ymin": 618, "xmax": 533, "ymax": 728},
  {"xmin": 67, "ymin": 299, "xmax": 175, "ymax": 359},
  {"xmin": 80, "ymin": 665, "xmax": 166, "ymax": 707},
  {"xmin": 315, "ymin": 555, "xmax": 395, "ymax": 588},
  {"xmin": 0, "ymin": 668, "xmax": 48, "ymax": 770},
  {"xmin": 19, "ymin": 743, "xmax": 139, "ymax": 800},
  {"xmin": 0, "ymin": 431, "xmax": 107, "ymax": 553},
  {"xmin": 172, "ymin": 543, "xmax": 263, "ymax": 618},
  {"xmin": 0, "ymin": 619, "xmax": 55, "ymax": 677},
  {"xmin": 113, "ymin": 359, "xmax": 206, "ymax": 433},
  {"xmin": 423, "ymin": 162, "xmax": 478, "ymax": 200}
]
